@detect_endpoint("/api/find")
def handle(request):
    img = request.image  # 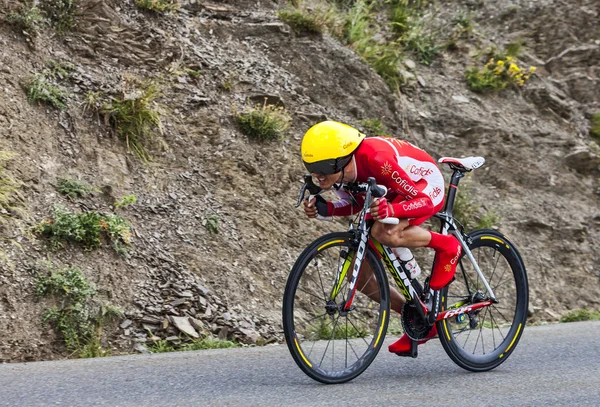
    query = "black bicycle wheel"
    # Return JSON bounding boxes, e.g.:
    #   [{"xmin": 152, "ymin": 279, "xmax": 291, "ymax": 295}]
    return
[
  {"xmin": 283, "ymin": 232, "xmax": 390, "ymax": 384},
  {"xmin": 438, "ymin": 229, "xmax": 528, "ymax": 371}
]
